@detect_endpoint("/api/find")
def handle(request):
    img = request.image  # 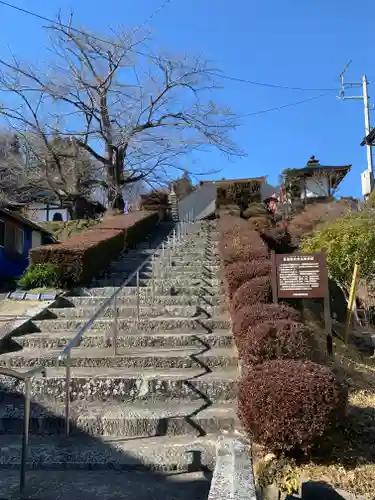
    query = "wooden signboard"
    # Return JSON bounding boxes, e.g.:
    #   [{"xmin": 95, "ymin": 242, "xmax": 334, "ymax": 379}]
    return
[
  {"xmin": 274, "ymin": 253, "xmax": 328, "ymax": 299},
  {"xmin": 271, "ymin": 251, "xmax": 333, "ymax": 355}
]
